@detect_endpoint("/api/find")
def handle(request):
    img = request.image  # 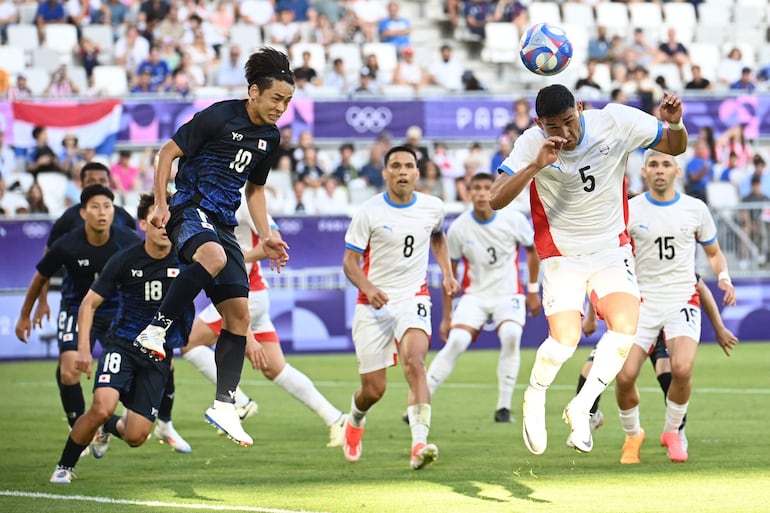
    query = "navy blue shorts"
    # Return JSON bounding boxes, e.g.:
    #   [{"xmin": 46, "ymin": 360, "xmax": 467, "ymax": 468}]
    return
[
  {"xmin": 93, "ymin": 338, "xmax": 171, "ymax": 421},
  {"xmin": 168, "ymin": 203, "xmax": 248, "ymax": 304},
  {"xmin": 57, "ymin": 308, "xmax": 112, "ymax": 353}
]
